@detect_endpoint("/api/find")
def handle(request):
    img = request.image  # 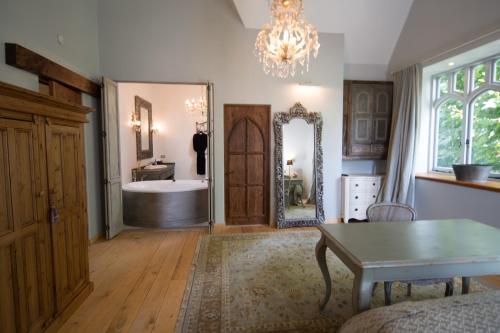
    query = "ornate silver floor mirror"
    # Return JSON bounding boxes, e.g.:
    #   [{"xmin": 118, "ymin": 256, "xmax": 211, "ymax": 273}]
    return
[{"xmin": 274, "ymin": 102, "xmax": 325, "ymax": 228}]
